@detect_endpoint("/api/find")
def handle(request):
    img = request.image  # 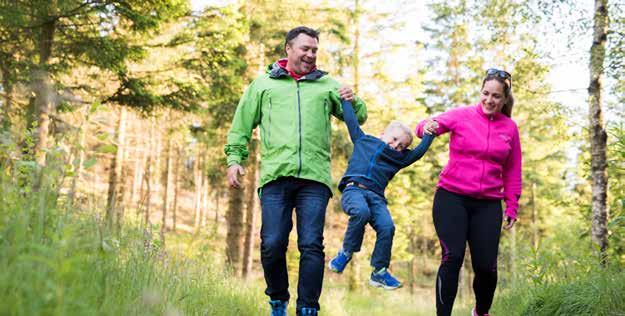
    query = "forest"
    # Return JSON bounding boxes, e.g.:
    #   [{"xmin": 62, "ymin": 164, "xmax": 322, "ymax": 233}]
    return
[{"xmin": 0, "ymin": 0, "xmax": 624, "ymax": 315}]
